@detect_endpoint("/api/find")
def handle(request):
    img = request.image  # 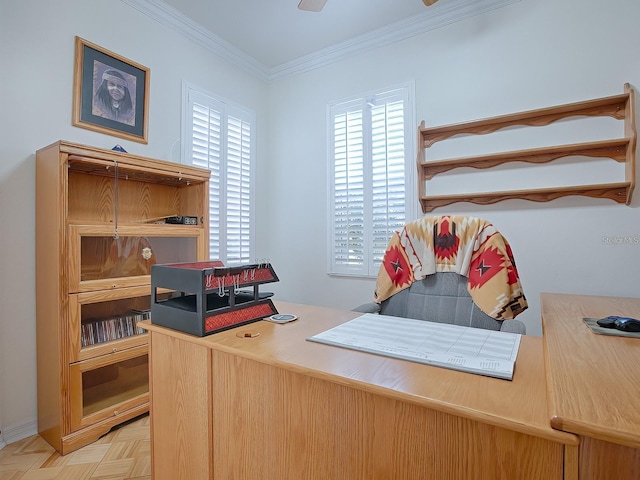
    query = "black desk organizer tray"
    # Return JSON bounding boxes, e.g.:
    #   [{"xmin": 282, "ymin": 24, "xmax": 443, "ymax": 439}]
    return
[{"xmin": 151, "ymin": 261, "xmax": 279, "ymax": 337}]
